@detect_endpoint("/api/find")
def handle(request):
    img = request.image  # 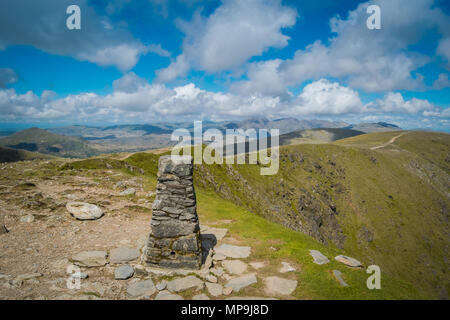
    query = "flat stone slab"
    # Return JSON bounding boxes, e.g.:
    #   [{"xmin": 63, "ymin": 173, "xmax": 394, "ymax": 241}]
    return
[
  {"xmin": 110, "ymin": 247, "xmax": 140, "ymax": 264},
  {"xmin": 222, "ymin": 260, "xmax": 248, "ymax": 275},
  {"xmin": 205, "ymin": 282, "xmax": 223, "ymax": 297},
  {"xmin": 166, "ymin": 276, "xmax": 204, "ymax": 292},
  {"xmin": 309, "ymin": 250, "xmax": 330, "ymax": 265},
  {"xmin": 155, "ymin": 290, "xmax": 184, "ymax": 300},
  {"xmin": 200, "ymin": 226, "xmax": 228, "ymax": 241},
  {"xmin": 225, "ymin": 274, "xmax": 257, "ymax": 292},
  {"xmin": 279, "ymin": 262, "xmax": 296, "ymax": 273},
  {"xmin": 192, "ymin": 293, "xmax": 210, "ymax": 300},
  {"xmin": 264, "ymin": 276, "xmax": 297, "ymax": 296},
  {"xmin": 335, "ymin": 255, "xmax": 363, "ymax": 268},
  {"xmin": 66, "ymin": 202, "xmax": 103, "ymax": 220},
  {"xmin": 127, "ymin": 279, "xmax": 156, "ymax": 297},
  {"xmin": 214, "ymin": 244, "xmax": 251, "ymax": 259},
  {"xmin": 72, "ymin": 251, "xmax": 108, "ymax": 267},
  {"xmin": 115, "ymin": 265, "xmax": 134, "ymax": 280},
  {"xmin": 332, "ymin": 270, "xmax": 348, "ymax": 286},
  {"xmin": 249, "ymin": 262, "xmax": 266, "ymax": 269}
]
